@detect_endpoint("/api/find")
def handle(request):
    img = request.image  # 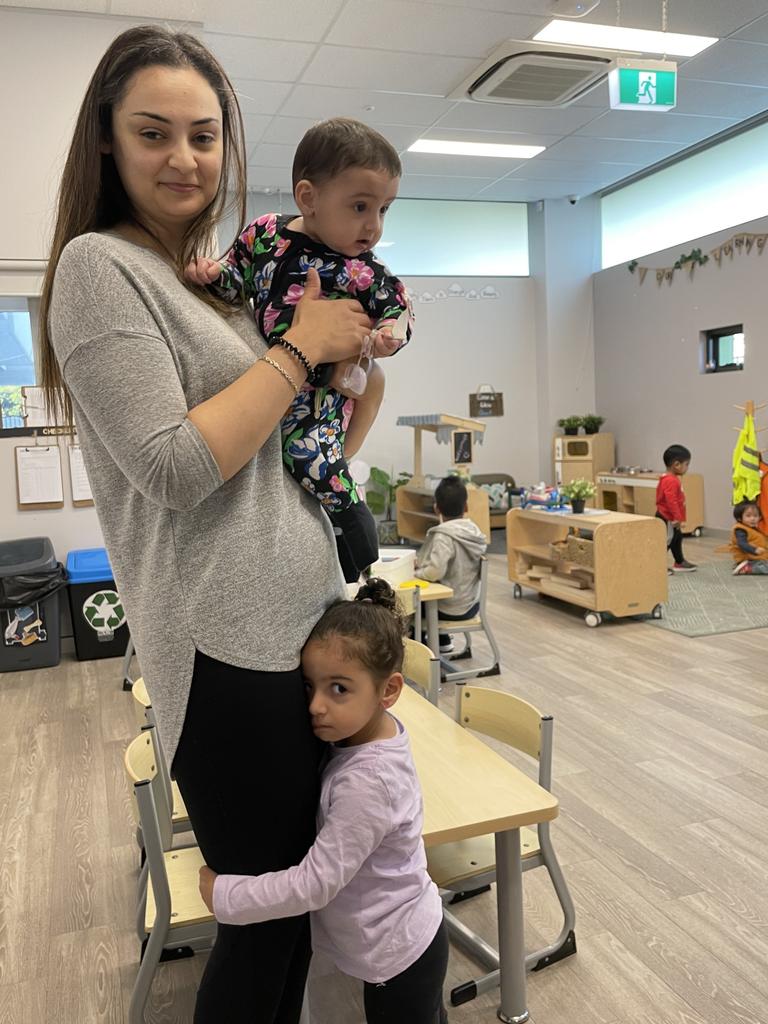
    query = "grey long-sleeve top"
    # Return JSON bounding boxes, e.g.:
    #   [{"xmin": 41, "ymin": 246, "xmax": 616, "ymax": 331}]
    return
[{"xmin": 50, "ymin": 232, "xmax": 344, "ymax": 763}]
